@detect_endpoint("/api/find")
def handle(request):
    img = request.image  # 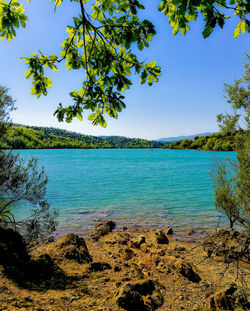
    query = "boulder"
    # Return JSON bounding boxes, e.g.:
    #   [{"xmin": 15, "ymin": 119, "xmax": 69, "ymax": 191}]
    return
[
  {"xmin": 0, "ymin": 228, "xmax": 67, "ymax": 290},
  {"xmin": 27, "ymin": 254, "xmax": 67, "ymax": 289},
  {"xmin": 115, "ymin": 283, "xmax": 145, "ymax": 310},
  {"xmin": 0, "ymin": 227, "xmax": 30, "ymax": 280},
  {"xmin": 89, "ymin": 220, "xmax": 116, "ymax": 241},
  {"xmin": 129, "ymin": 236, "xmax": 146, "ymax": 249},
  {"xmin": 115, "ymin": 279, "xmax": 163, "ymax": 311},
  {"xmin": 140, "ymin": 243, "xmax": 148, "ymax": 253},
  {"xmin": 166, "ymin": 227, "xmax": 173, "ymax": 235},
  {"xmin": 177, "ymin": 261, "xmax": 201, "ymax": 283},
  {"xmin": 117, "ymin": 233, "xmax": 131, "ymax": 245},
  {"xmin": 202, "ymin": 284, "xmax": 250, "ymax": 311},
  {"xmin": 152, "ymin": 229, "xmax": 169, "ymax": 244},
  {"xmin": 51, "ymin": 233, "xmax": 92, "ymax": 263},
  {"xmin": 122, "ymin": 248, "xmax": 134, "ymax": 261},
  {"xmin": 87, "ymin": 262, "xmax": 112, "ymax": 272}
]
